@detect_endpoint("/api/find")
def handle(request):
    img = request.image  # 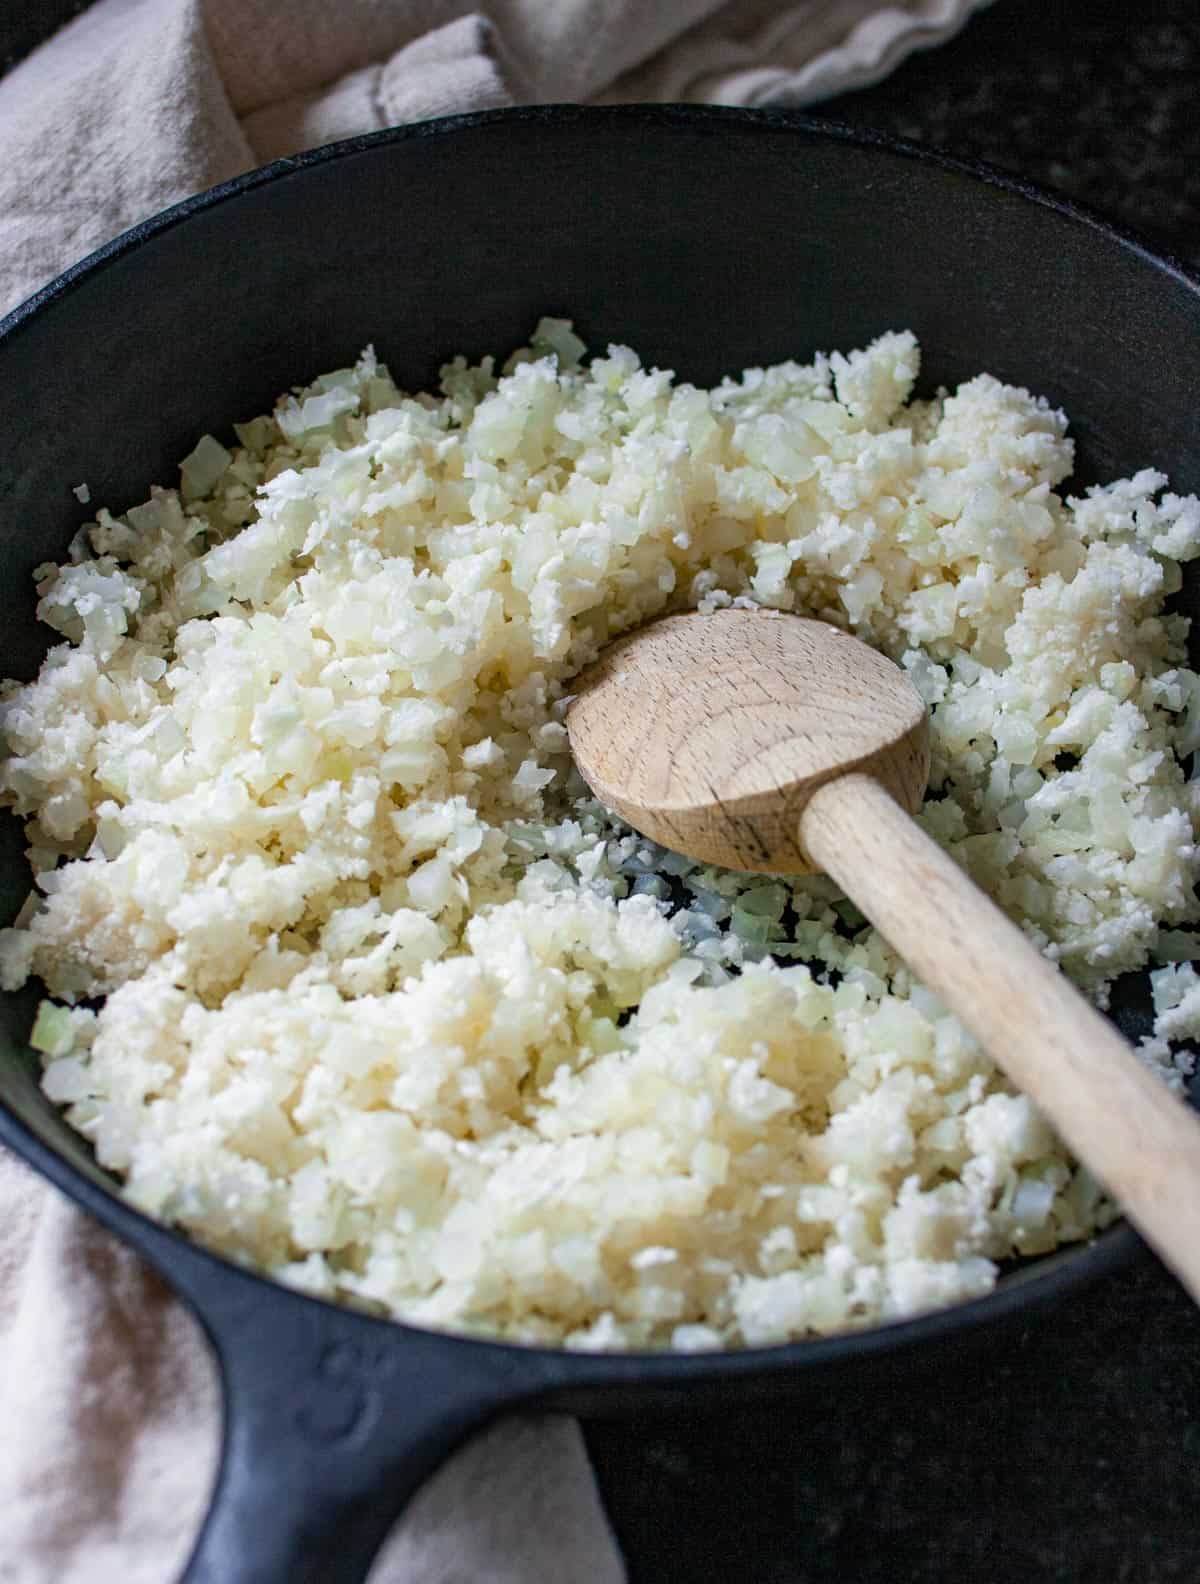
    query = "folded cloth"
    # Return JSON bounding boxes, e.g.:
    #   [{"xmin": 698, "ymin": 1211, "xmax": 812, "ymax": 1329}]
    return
[
  {"xmin": 0, "ymin": 0, "xmax": 992, "ymax": 318},
  {"xmin": 0, "ymin": 2, "xmax": 989, "ymax": 1581}
]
